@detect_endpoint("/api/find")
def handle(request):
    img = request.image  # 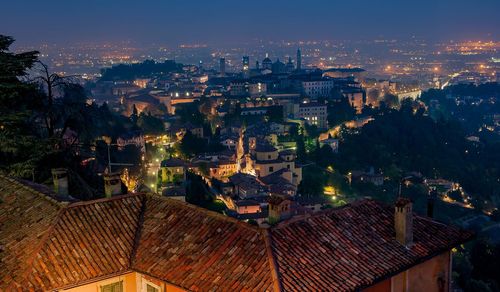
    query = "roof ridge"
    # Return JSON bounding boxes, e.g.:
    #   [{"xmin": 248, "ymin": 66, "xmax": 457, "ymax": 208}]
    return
[
  {"xmin": 262, "ymin": 229, "xmax": 283, "ymax": 292},
  {"xmin": 66, "ymin": 192, "xmax": 143, "ymax": 208},
  {"xmin": 271, "ymin": 198, "xmax": 374, "ymax": 229},
  {"xmin": 129, "ymin": 195, "xmax": 147, "ymax": 267},
  {"xmin": 145, "ymin": 193, "xmax": 263, "ymax": 232}
]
